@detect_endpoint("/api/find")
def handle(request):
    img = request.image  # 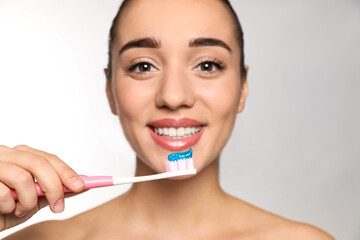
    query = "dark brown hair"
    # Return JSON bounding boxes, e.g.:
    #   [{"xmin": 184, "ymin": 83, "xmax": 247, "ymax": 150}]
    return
[{"xmin": 106, "ymin": 0, "xmax": 246, "ymax": 81}]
